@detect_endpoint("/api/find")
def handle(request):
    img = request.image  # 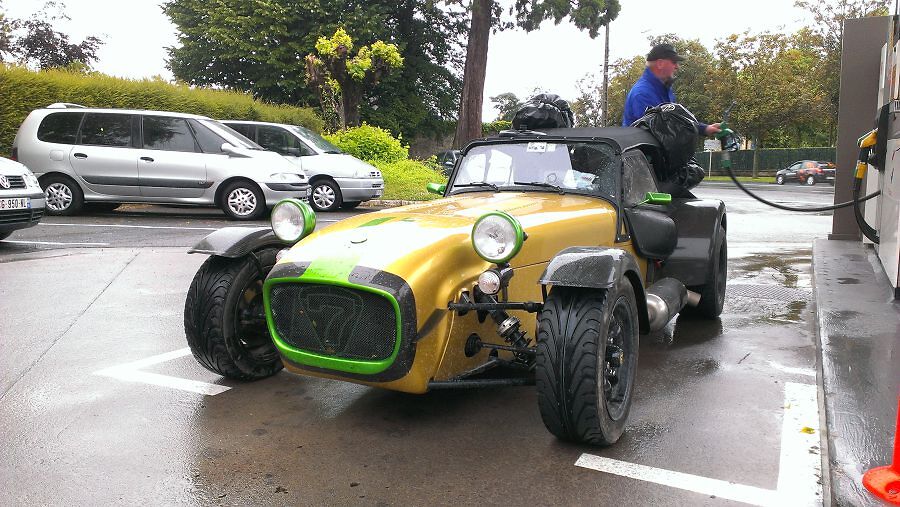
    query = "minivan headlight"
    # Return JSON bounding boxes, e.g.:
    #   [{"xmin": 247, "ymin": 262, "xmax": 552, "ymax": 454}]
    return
[
  {"xmin": 271, "ymin": 199, "xmax": 316, "ymax": 243},
  {"xmin": 270, "ymin": 172, "xmax": 306, "ymax": 183},
  {"xmin": 471, "ymin": 211, "xmax": 524, "ymax": 264},
  {"xmin": 23, "ymin": 172, "xmax": 40, "ymax": 189}
]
